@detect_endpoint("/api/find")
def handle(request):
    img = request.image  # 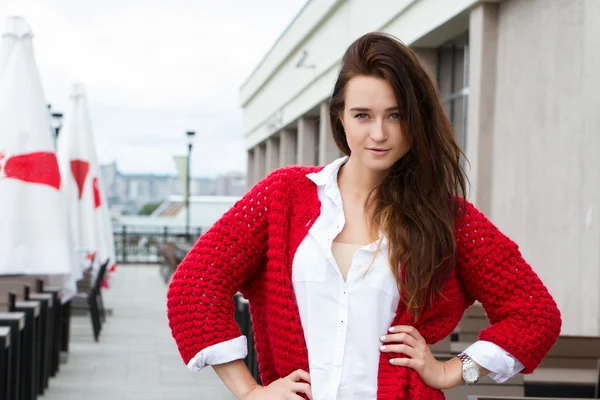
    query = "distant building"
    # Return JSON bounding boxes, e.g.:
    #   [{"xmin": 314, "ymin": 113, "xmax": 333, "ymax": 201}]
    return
[
  {"xmin": 100, "ymin": 161, "xmax": 245, "ymax": 214},
  {"xmin": 100, "ymin": 162, "xmax": 180, "ymax": 214},
  {"xmin": 215, "ymin": 172, "xmax": 246, "ymax": 196},
  {"xmin": 191, "ymin": 177, "xmax": 217, "ymax": 197}
]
